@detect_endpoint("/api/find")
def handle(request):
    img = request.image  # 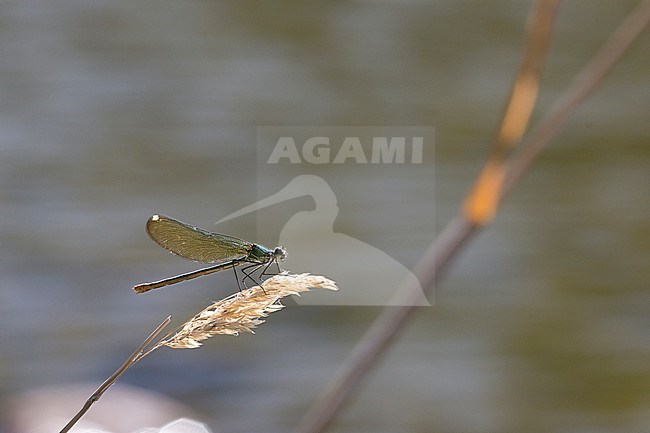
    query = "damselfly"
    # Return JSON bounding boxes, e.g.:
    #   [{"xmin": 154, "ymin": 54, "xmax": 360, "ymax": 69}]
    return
[{"xmin": 133, "ymin": 214, "xmax": 286, "ymax": 293}]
